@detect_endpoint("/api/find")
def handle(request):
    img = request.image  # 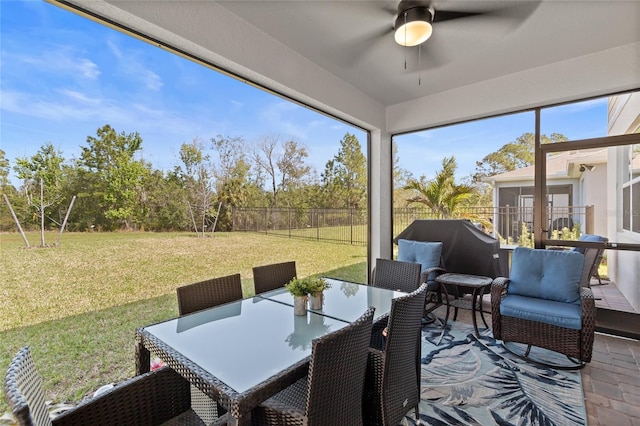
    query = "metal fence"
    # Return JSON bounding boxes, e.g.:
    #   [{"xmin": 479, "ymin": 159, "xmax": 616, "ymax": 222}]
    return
[
  {"xmin": 233, "ymin": 206, "xmax": 593, "ymax": 246},
  {"xmin": 233, "ymin": 208, "xmax": 368, "ymax": 245}
]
